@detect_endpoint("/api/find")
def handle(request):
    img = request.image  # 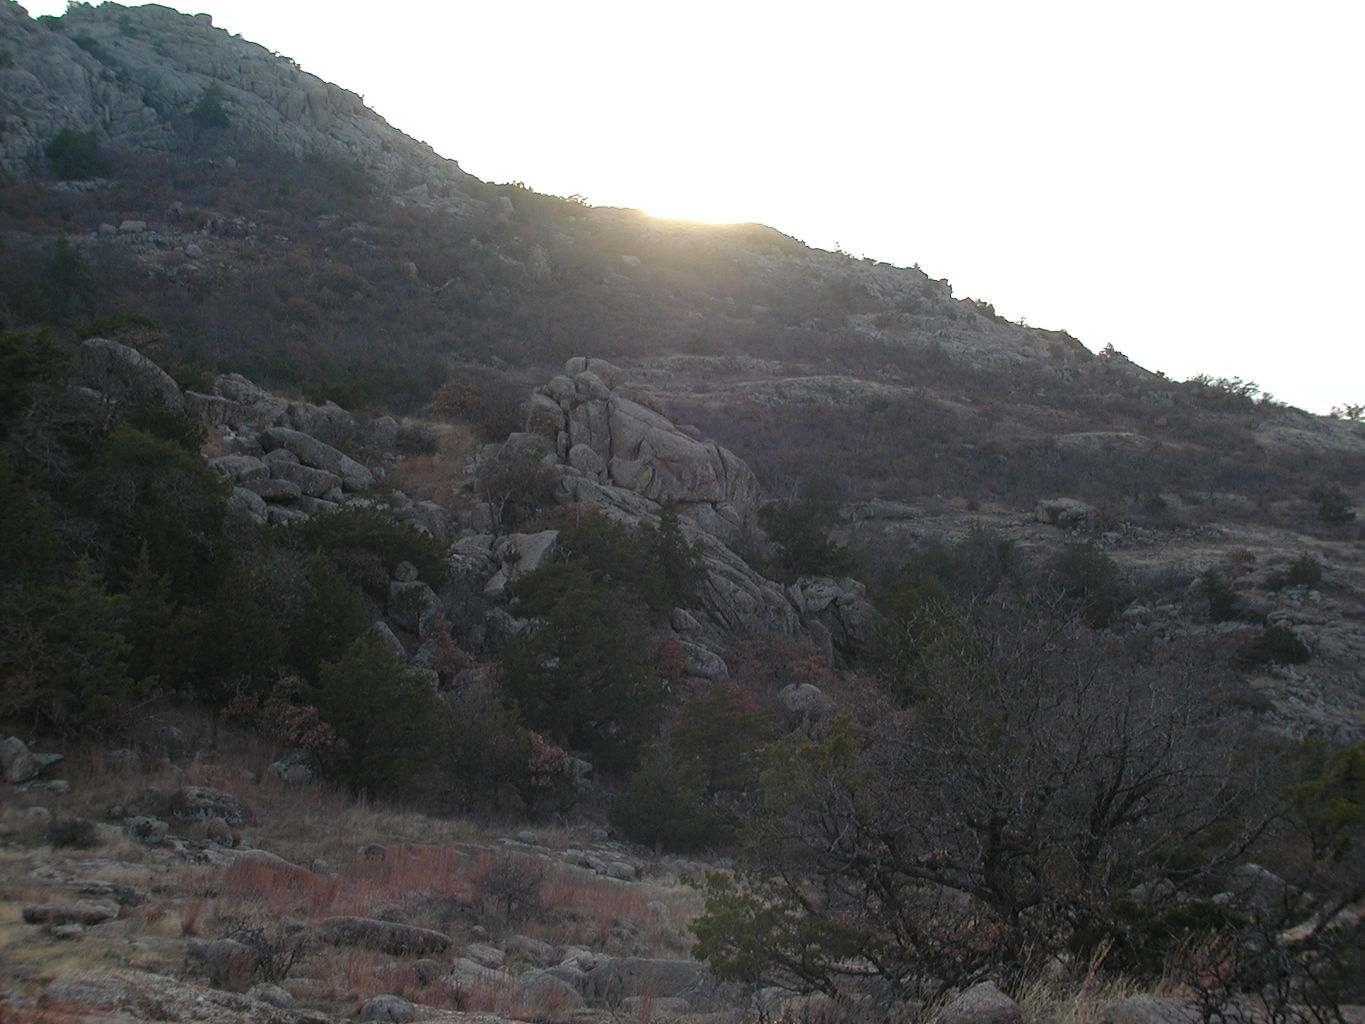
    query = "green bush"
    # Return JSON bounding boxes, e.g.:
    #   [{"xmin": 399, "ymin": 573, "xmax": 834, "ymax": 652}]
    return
[
  {"xmin": 904, "ymin": 523, "xmax": 1016, "ymax": 602},
  {"xmin": 45, "ymin": 128, "xmax": 109, "ymax": 179},
  {"xmin": 1285, "ymin": 554, "xmax": 1323, "ymax": 589},
  {"xmin": 1050, "ymin": 542, "xmax": 1124, "ymax": 628},
  {"xmin": 13, "ymin": 241, "xmax": 97, "ymax": 325},
  {"xmin": 126, "ymin": 396, "xmax": 207, "ymax": 454},
  {"xmin": 4, "ymin": 560, "xmax": 145, "ymax": 734},
  {"xmin": 612, "ymin": 683, "xmax": 774, "ymax": 852},
  {"xmin": 757, "ymin": 499, "xmax": 856, "ymax": 583},
  {"xmin": 1198, "ymin": 570, "xmax": 1245, "ymax": 623},
  {"xmin": 0, "ymin": 325, "xmax": 65, "ymax": 429},
  {"xmin": 288, "ymin": 507, "xmax": 446, "ymax": 592},
  {"xmin": 1239, "ymin": 624, "xmax": 1312, "ymax": 666},
  {"xmin": 0, "ymin": 451, "xmax": 57, "ymax": 577},
  {"xmin": 501, "ymin": 574, "xmax": 662, "ymax": 773},
  {"xmin": 189, "ymin": 85, "xmax": 230, "ymax": 131},
  {"xmin": 1093, "ymin": 895, "xmax": 1246, "ymax": 977},
  {"xmin": 1309, "ymin": 485, "xmax": 1355, "ymax": 526},
  {"xmin": 610, "ymin": 745, "xmax": 728, "ymax": 852},
  {"xmin": 82, "ymin": 425, "xmax": 230, "ymax": 599},
  {"xmin": 307, "ymin": 633, "xmax": 444, "ymax": 793},
  {"xmin": 46, "ymin": 815, "xmax": 99, "ymax": 849},
  {"xmin": 474, "ymin": 448, "xmax": 560, "ymax": 532},
  {"xmin": 874, "ymin": 569, "xmax": 962, "ymax": 705},
  {"xmin": 286, "ymin": 555, "xmax": 367, "ymax": 679}
]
